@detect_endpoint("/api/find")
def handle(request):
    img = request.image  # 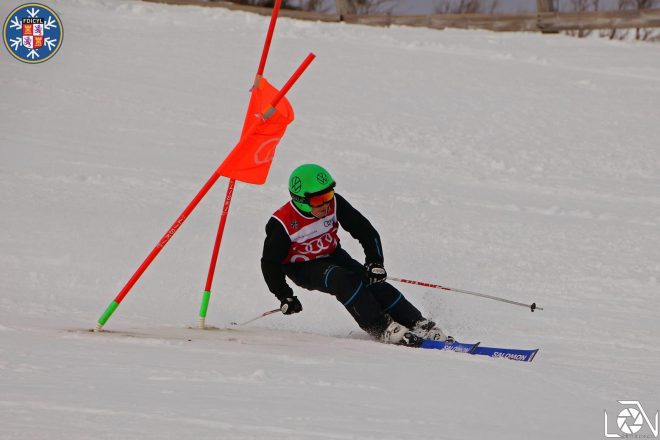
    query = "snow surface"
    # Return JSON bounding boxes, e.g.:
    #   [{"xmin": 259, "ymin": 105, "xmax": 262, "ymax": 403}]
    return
[{"xmin": 1, "ymin": 1, "xmax": 660, "ymax": 439}]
